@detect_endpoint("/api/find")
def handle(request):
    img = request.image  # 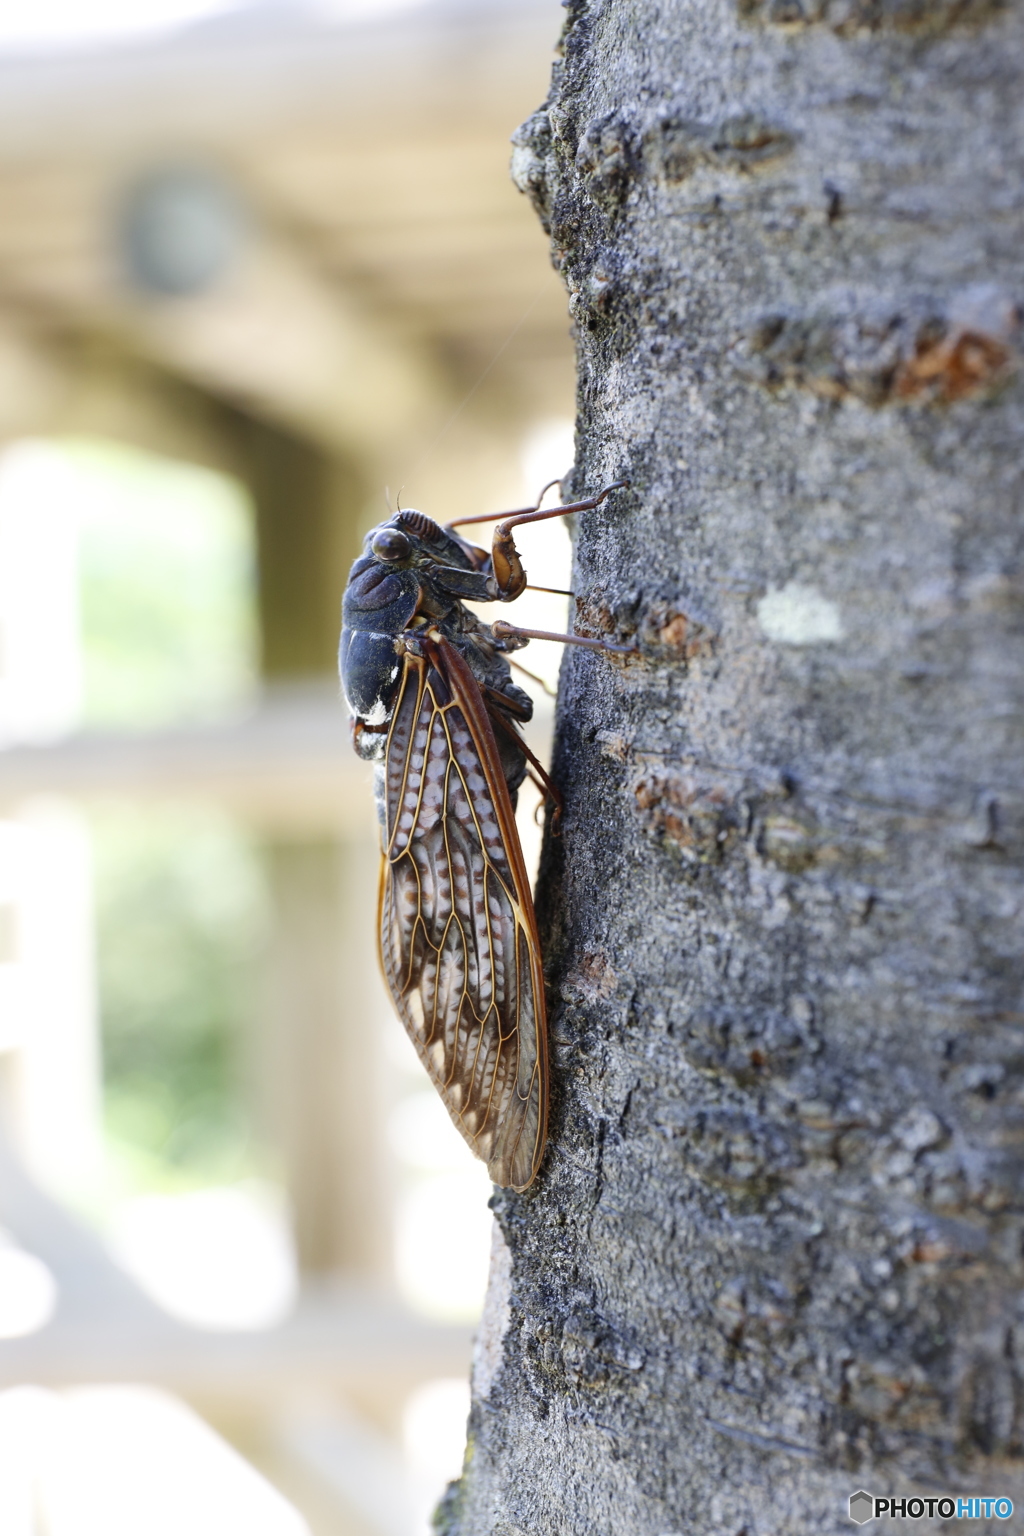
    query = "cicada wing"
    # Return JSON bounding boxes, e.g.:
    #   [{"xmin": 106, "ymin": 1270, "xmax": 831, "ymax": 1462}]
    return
[{"xmin": 378, "ymin": 636, "xmax": 548, "ymax": 1191}]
